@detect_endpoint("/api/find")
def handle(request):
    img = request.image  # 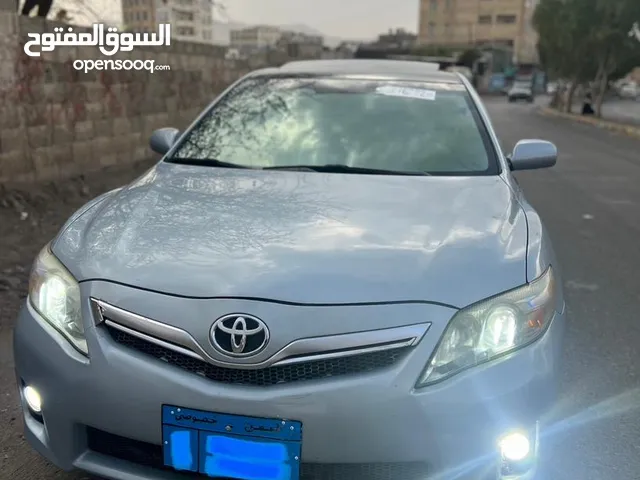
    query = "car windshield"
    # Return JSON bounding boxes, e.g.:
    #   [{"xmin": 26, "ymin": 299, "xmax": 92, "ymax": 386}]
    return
[{"xmin": 168, "ymin": 76, "xmax": 498, "ymax": 175}]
